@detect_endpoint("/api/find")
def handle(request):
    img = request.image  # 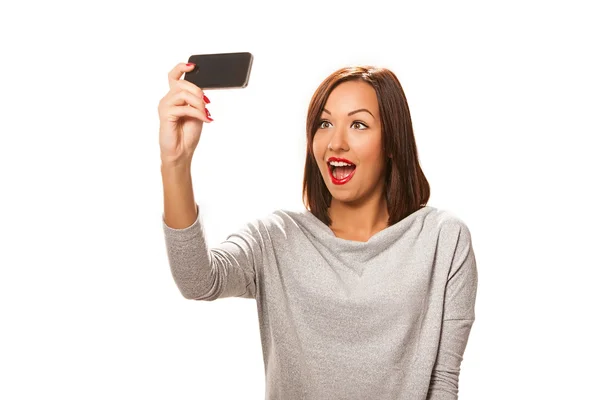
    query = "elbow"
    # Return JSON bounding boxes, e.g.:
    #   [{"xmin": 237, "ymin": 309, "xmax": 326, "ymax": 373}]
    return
[
  {"xmin": 179, "ymin": 289, "xmax": 218, "ymax": 301},
  {"xmin": 180, "ymin": 289, "xmax": 200, "ymax": 300},
  {"xmin": 175, "ymin": 275, "xmax": 221, "ymax": 301},
  {"xmin": 168, "ymin": 250, "xmax": 229, "ymax": 301}
]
